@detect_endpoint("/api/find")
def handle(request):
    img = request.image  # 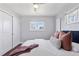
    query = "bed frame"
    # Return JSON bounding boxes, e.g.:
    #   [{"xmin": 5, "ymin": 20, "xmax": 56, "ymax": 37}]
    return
[{"xmin": 63, "ymin": 31, "xmax": 79, "ymax": 43}]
